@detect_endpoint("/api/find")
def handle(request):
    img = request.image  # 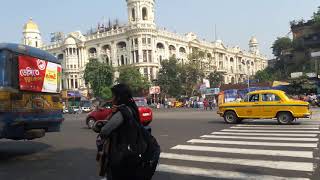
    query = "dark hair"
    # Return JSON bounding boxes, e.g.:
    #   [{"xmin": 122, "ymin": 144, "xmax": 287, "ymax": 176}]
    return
[{"xmin": 111, "ymin": 83, "xmax": 139, "ymax": 120}]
